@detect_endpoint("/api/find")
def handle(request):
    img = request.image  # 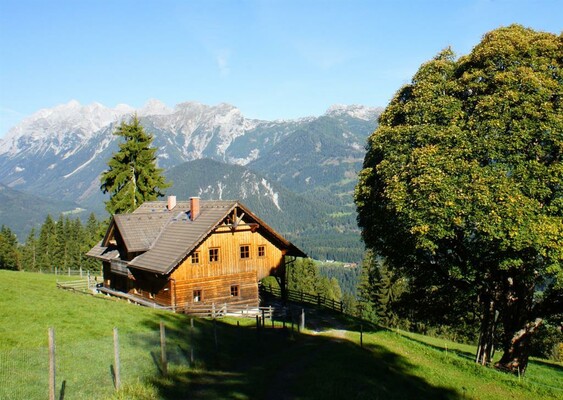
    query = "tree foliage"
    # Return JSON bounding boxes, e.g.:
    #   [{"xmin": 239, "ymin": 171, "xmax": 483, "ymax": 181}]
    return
[
  {"xmin": 355, "ymin": 25, "xmax": 562, "ymax": 375},
  {"xmin": 0, "ymin": 225, "xmax": 20, "ymax": 270},
  {"xmin": 15, "ymin": 213, "xmax": 105, "ymax": 272},
  {"xmin": 100, "ymin": 115, "xmax": 171, "ymax": 215},
  {"xmin": 288, "ymin": 258, "xmax": 343, "ymax": 301}
]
